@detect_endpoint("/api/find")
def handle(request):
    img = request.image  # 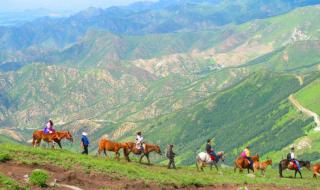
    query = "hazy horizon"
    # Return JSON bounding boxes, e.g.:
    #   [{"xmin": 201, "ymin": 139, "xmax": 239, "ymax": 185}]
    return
[{"xmin": 0, "ymin": 0, "xmax": 156, "ymax": 13}]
